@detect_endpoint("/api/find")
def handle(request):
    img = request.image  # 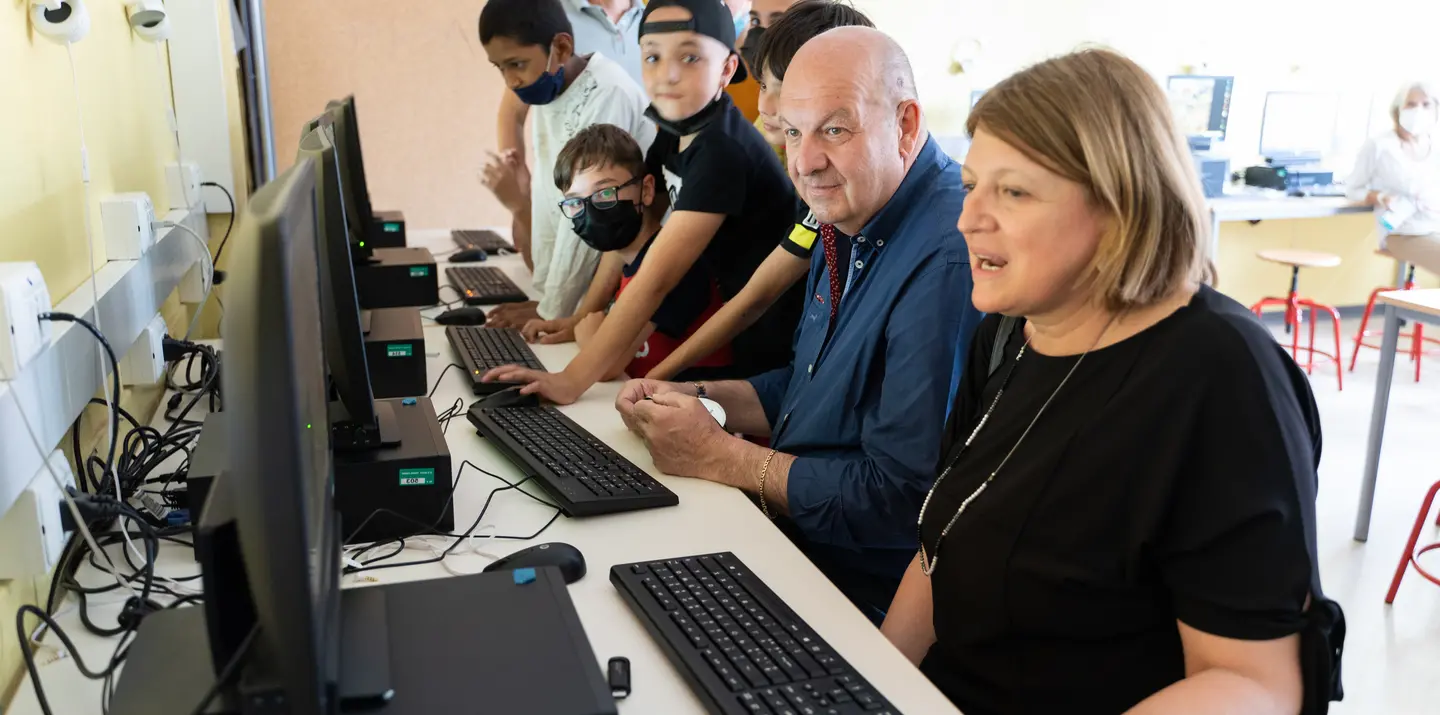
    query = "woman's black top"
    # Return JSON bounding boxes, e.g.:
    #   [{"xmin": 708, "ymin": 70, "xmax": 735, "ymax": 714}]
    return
[{"xmin": 919, "ymin": 286, "xmax": 1322, "ymax": 714}]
